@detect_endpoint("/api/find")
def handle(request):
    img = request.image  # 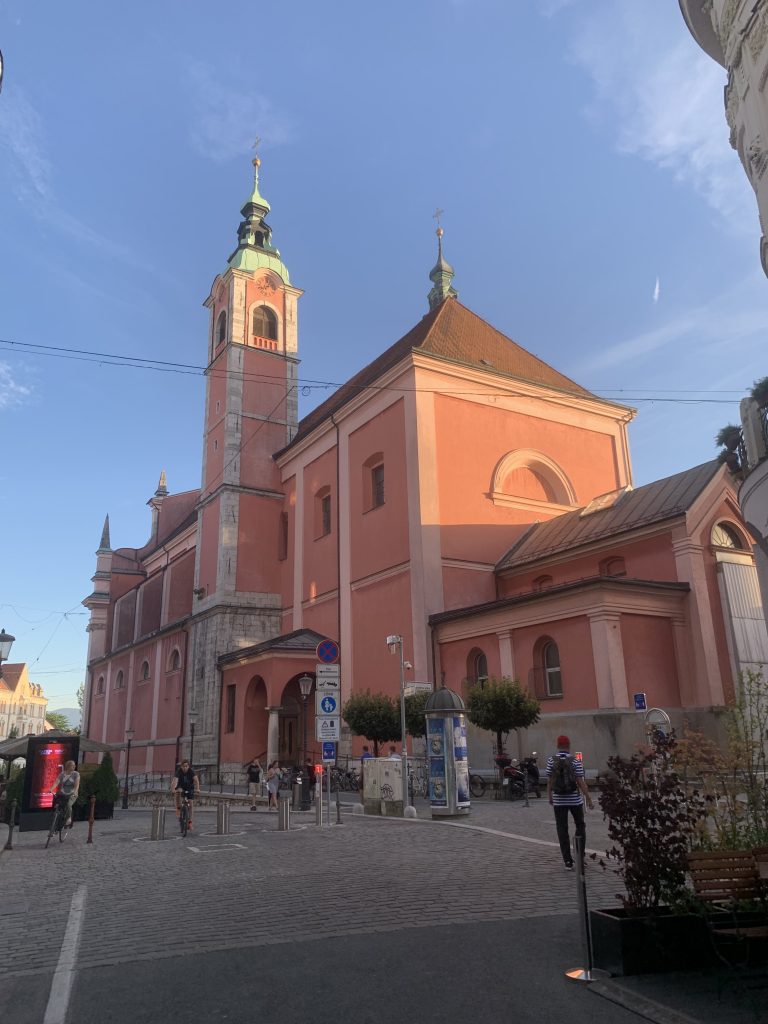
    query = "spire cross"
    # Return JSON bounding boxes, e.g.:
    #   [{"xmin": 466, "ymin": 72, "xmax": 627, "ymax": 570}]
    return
[
  {"xmin": 432, "ymin": 207, "xmax": 444, "ymax": 230},
  {"xmin": 251, "ymin": 136, "xmax": 262, "ymax": 153}
]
